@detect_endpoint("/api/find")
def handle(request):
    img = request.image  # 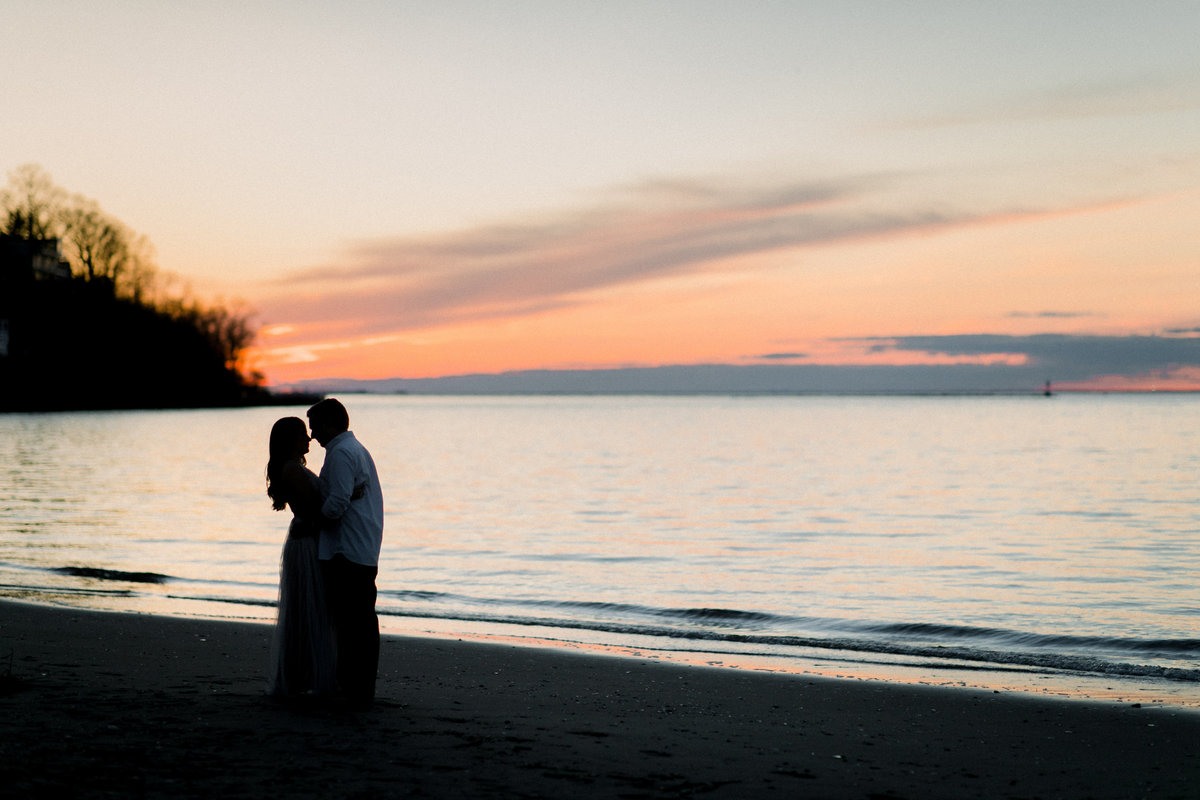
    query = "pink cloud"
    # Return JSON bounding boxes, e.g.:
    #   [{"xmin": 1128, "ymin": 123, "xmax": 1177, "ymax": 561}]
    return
[{"xmin": 253, "ymin": 173, "xmax": 1056, "ymax": 339}]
